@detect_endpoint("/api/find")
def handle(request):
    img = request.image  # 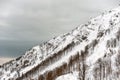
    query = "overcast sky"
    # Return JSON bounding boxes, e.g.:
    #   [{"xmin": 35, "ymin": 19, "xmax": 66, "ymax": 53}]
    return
[{"xmin": 0, "ymin": 0, "xmax": 119, "ymax": 58}]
